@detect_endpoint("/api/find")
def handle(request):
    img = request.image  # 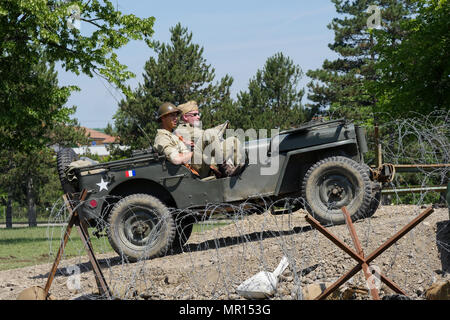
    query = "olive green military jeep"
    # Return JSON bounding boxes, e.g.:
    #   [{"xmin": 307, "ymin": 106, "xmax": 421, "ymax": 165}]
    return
[{"xmin": 57, "ymin": 119, "xmax": 387, "ymax": 261}]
